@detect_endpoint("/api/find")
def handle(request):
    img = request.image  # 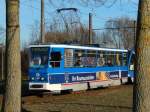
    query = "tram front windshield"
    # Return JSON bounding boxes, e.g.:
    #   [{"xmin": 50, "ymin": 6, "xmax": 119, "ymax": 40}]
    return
[{"xmin": 30, "ymin": 47, "xmax": 49, "ymax": 67}]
